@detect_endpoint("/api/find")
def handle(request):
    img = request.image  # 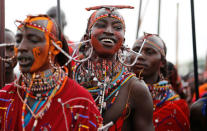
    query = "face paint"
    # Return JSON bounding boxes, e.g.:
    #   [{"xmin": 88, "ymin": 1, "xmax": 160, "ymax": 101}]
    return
[
  {"xmin": 88, "ymin": 9, "xmax": 125, "ymax": 57},
  {"xmin": 16, "ymin": 15, "xmax": 58, "ymax": 73}
]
